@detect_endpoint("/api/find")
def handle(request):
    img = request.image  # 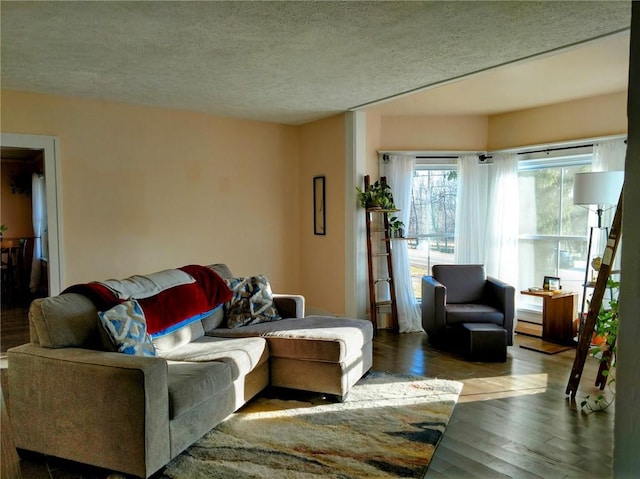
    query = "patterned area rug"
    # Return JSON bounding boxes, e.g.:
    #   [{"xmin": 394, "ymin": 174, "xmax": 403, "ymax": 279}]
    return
[{"xmin": 161, "ymin": 371, "xmax": 463, "ymax": 479}]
